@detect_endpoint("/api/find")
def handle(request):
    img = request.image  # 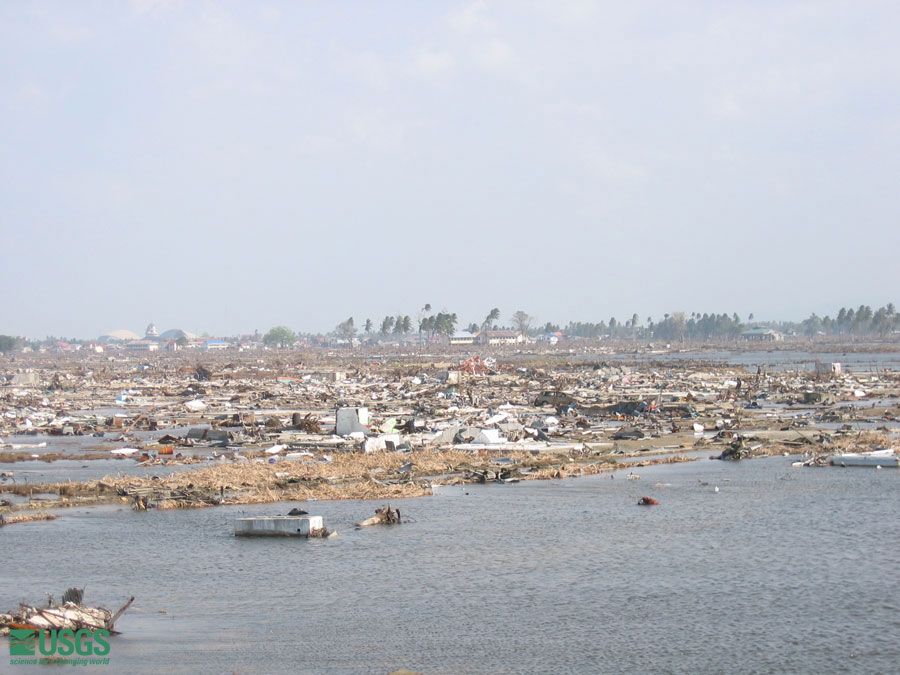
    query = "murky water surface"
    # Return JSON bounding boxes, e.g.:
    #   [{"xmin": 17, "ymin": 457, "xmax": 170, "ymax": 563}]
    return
[
  {"xmin": 3, "ymin": 457, "xmax": 898, "ymax": 674},
  {"xmin": 548, "ymin": 349, "xmax": 900, "ymax": 372}
]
